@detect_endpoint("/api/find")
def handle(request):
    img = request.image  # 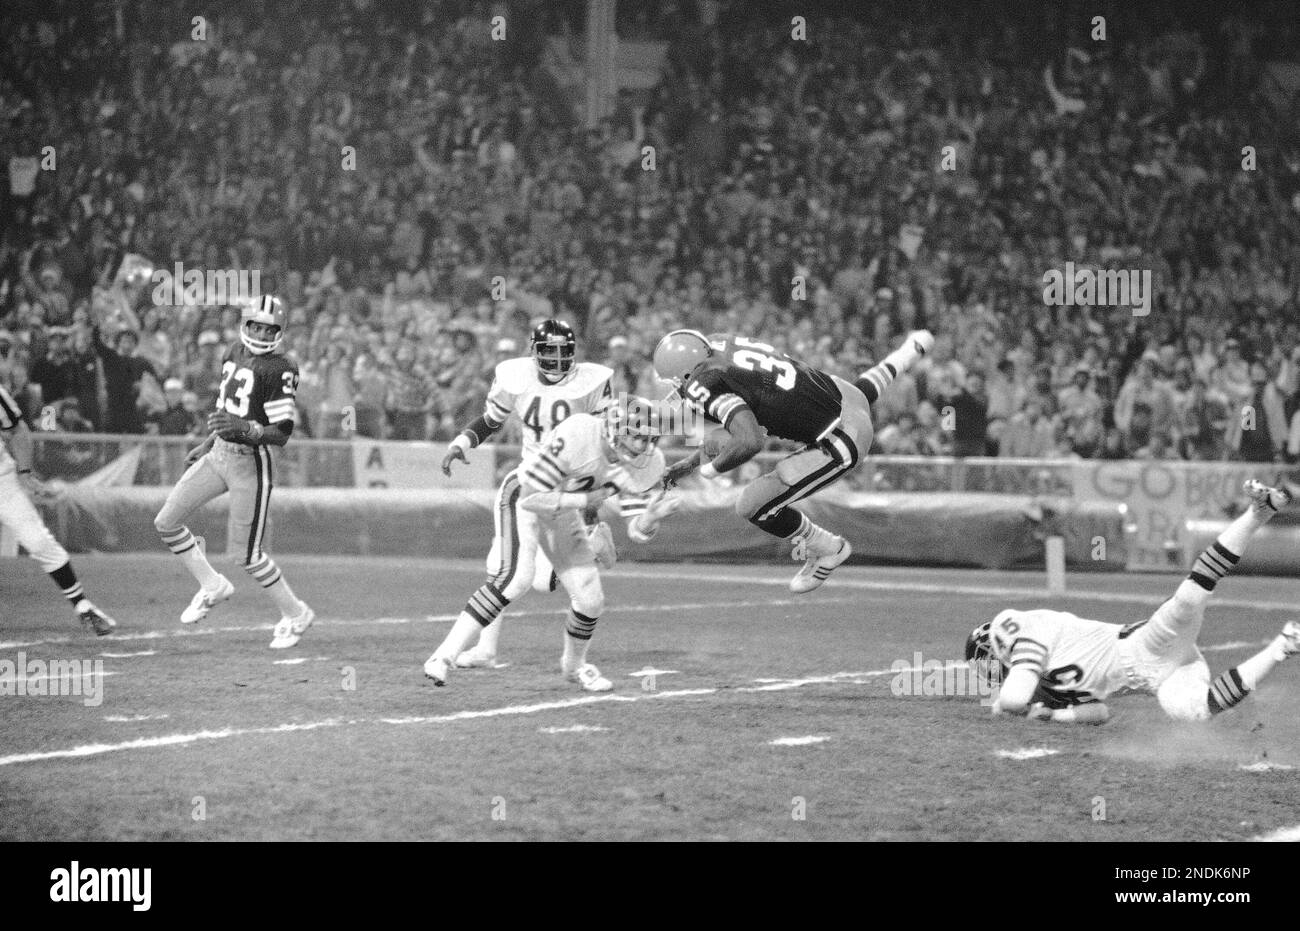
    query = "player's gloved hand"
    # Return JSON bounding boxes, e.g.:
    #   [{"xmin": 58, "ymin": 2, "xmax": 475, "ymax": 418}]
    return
[
  {"xmin": 586, "ymin": 521, "xmax": 617, "ymax": 570},
  {"xmin": 207, "ymin": 410, "xmax": 251, "ymax": 440},
  {"xmin": 441, "ymin": 444, "xmax": 467, "ymax": 476},
  {"xmin": 662, "ymin": 452, "xmax": 702, "ymax": 488}
]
